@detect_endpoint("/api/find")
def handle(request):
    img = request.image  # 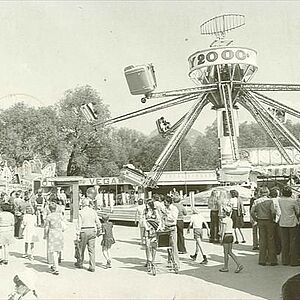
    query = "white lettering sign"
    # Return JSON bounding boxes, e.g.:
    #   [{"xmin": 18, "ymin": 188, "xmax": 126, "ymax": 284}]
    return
[
  {"xmin": 79, "ymin": 177, "xmax": 129, "ymax": 186},
  {"xmin": 188, "ymin": 47, "xmax": 257, "ymax": 73}
]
